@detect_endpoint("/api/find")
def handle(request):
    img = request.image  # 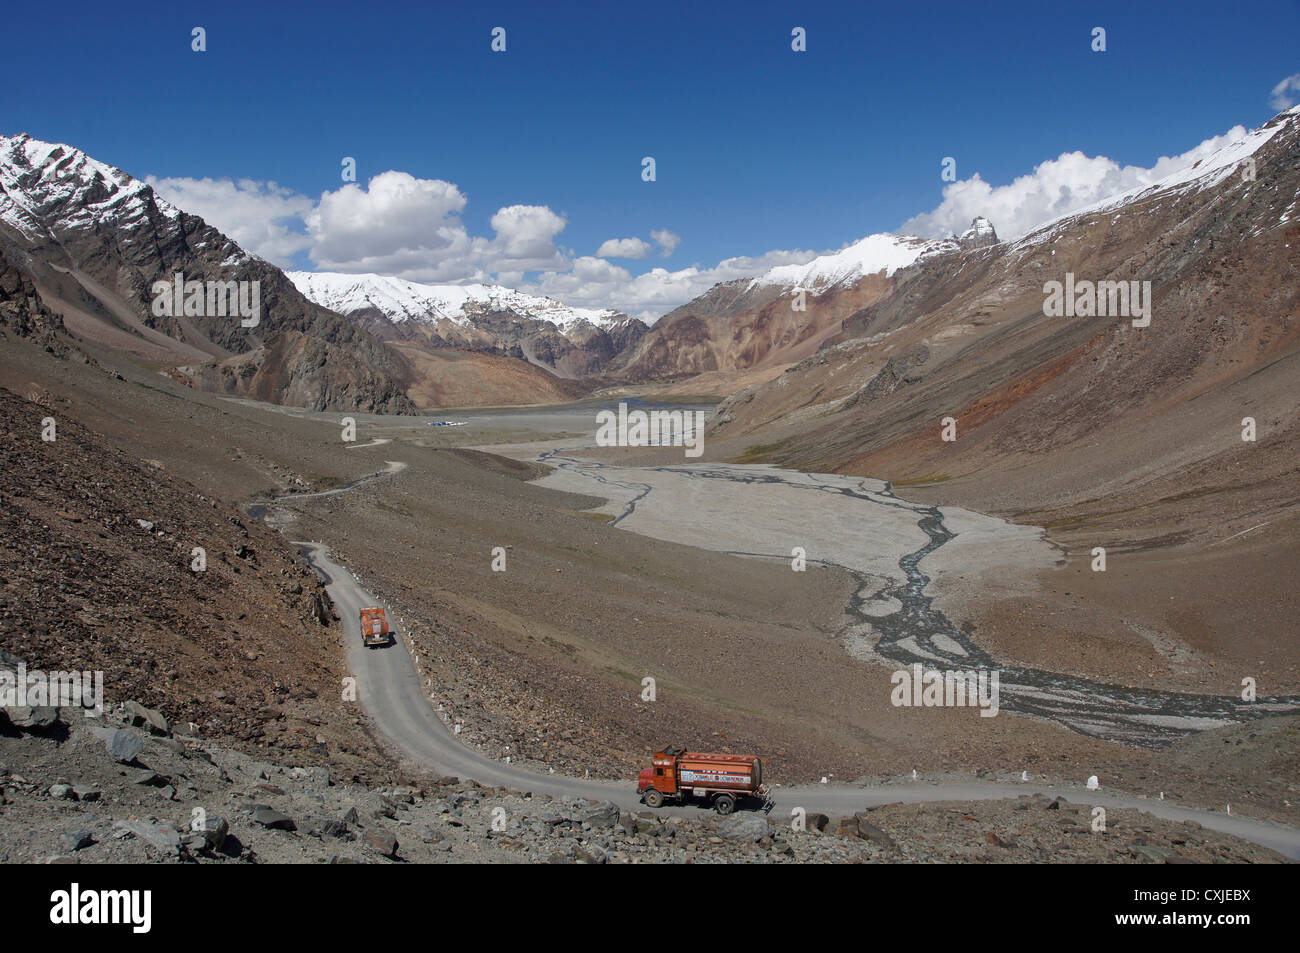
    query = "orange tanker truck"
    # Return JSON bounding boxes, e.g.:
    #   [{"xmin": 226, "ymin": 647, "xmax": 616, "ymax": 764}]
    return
[
  {"xmin": 359, "ymin": 606, "xmax": 395, "ymax": 648},
  {"xmin": 637, "ymin": 745, "xmax": 772, "ymax": 815}
]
